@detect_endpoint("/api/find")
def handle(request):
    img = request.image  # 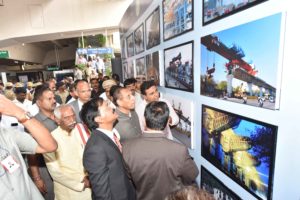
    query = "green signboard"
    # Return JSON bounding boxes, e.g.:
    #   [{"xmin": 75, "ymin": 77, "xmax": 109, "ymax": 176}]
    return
[
  {"xmin": 0, "ymin": 50, "xmax": 9, "ymax": 58},
  {"xmin": 47, "ymin": 65, "xmax": 60, "ymax": 71}
]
